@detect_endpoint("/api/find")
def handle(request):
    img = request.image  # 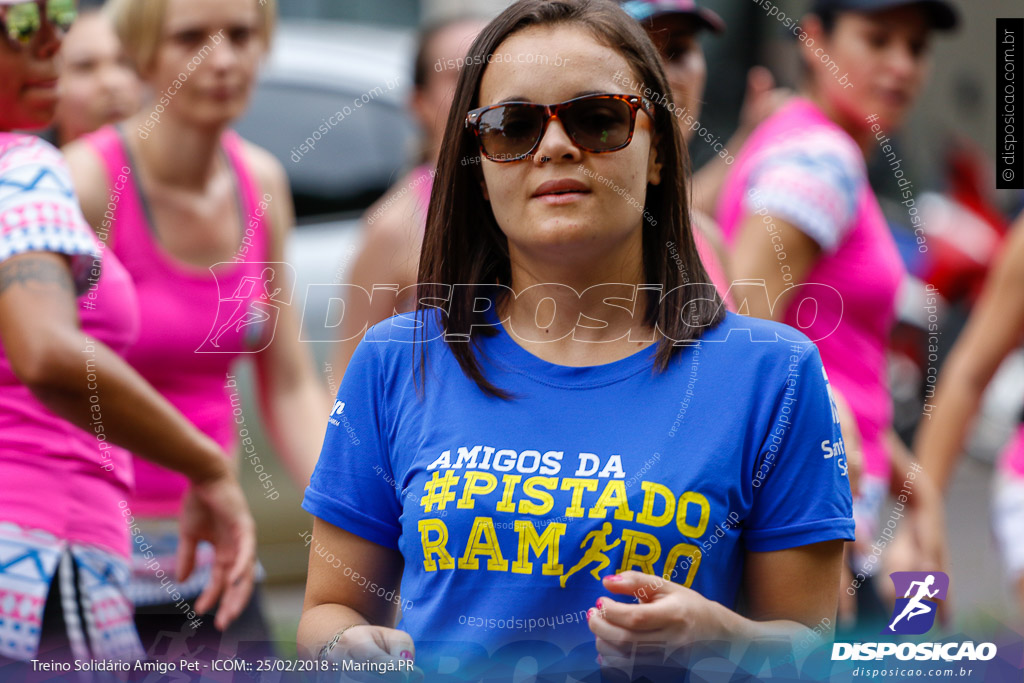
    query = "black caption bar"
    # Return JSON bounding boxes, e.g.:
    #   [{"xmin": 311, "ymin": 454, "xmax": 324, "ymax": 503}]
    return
[{"xmin": 997, "ymin": 18, "xmax": 1023, "ymax": 190}]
